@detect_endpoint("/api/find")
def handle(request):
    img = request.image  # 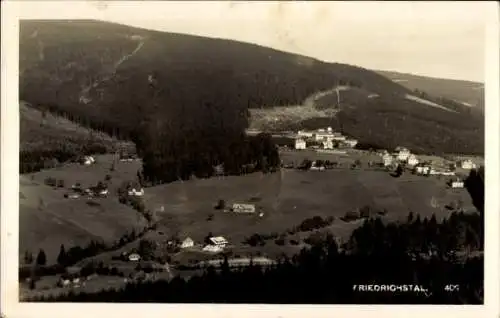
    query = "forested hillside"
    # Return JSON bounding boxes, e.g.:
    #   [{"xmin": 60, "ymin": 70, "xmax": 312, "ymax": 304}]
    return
[{"xmin": 20, "ymin": 20, "xmax": 484, "ymax": 179}]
